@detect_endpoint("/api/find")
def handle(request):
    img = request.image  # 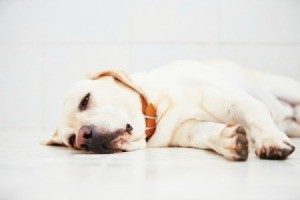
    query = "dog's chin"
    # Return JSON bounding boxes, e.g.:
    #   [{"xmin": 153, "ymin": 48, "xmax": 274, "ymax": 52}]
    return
[
  {"xmin": 82, "ymin": 144, "xmax": 124, "ymax": 154},
  {"xmin": 101, "ymin": 141, "xmax": 124, "ymax": 154},
  {"xmin": 87, "ymin": 136, "xmax": 128, "ymax": 154}
]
